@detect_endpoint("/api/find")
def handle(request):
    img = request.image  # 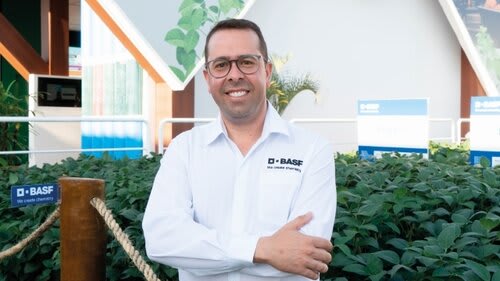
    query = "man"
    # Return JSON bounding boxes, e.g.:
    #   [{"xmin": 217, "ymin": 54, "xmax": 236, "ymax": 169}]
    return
[{"xmin": 143, "ymin": 18, "xmax": 336, "ymax": 281}]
